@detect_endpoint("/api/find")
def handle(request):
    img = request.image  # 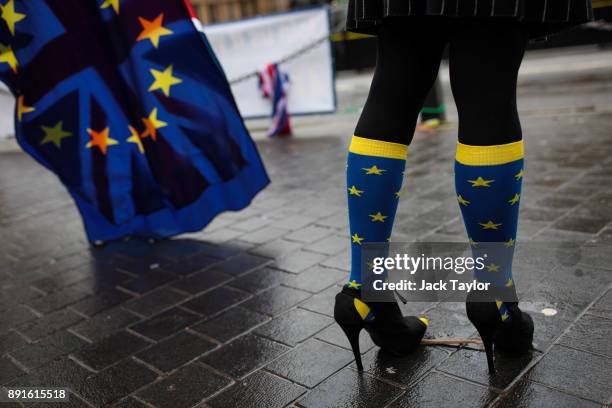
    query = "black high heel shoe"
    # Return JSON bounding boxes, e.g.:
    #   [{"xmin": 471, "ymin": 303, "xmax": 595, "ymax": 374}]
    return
[
  {"xmin": 466, "ymin": 291, "xmax": 534, "ymax": 374},
  {"xmin": 334, "ymin": 286, "xmax": 428, "ymax": 371}
]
